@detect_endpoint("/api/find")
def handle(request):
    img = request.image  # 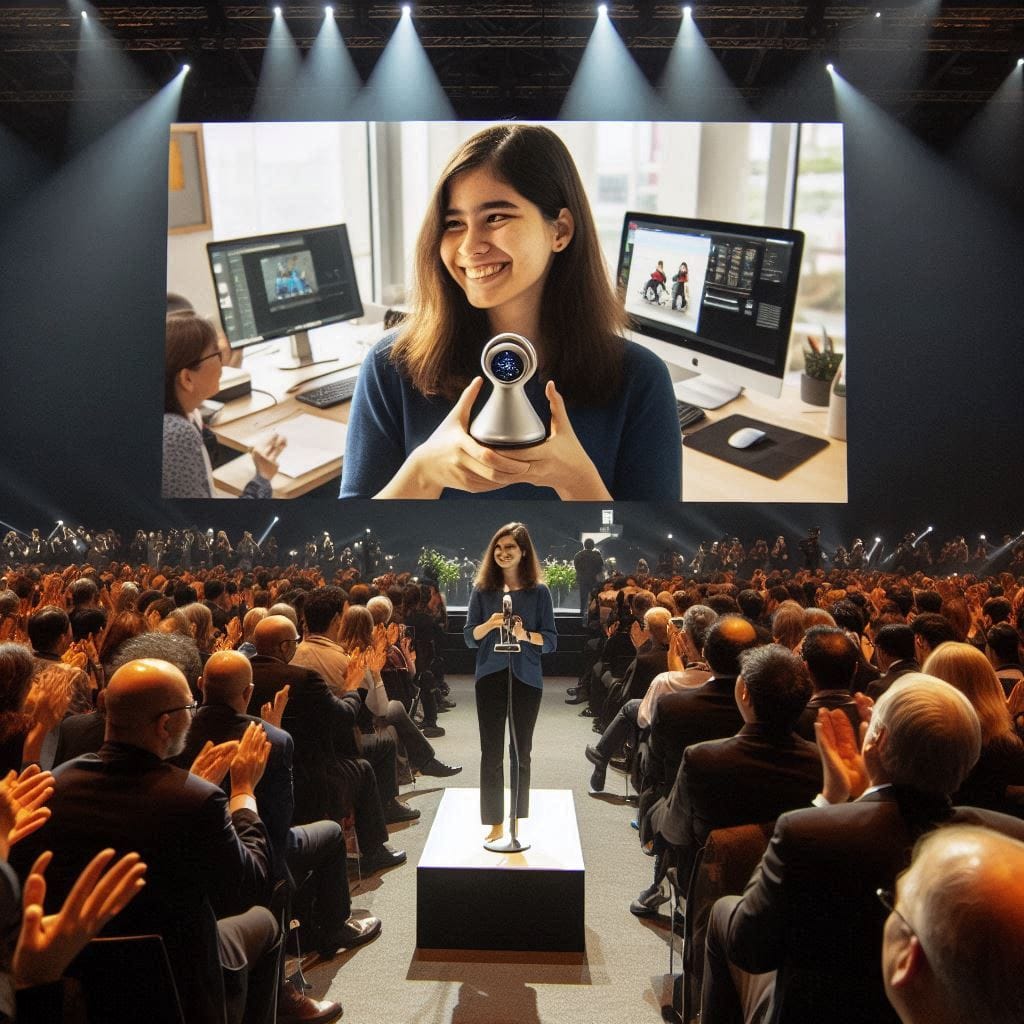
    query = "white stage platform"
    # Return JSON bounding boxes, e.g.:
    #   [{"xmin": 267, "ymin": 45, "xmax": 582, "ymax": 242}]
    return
[{"xmin": 416, "ymin": 788, "xmax": 586, "ymax": 953}]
